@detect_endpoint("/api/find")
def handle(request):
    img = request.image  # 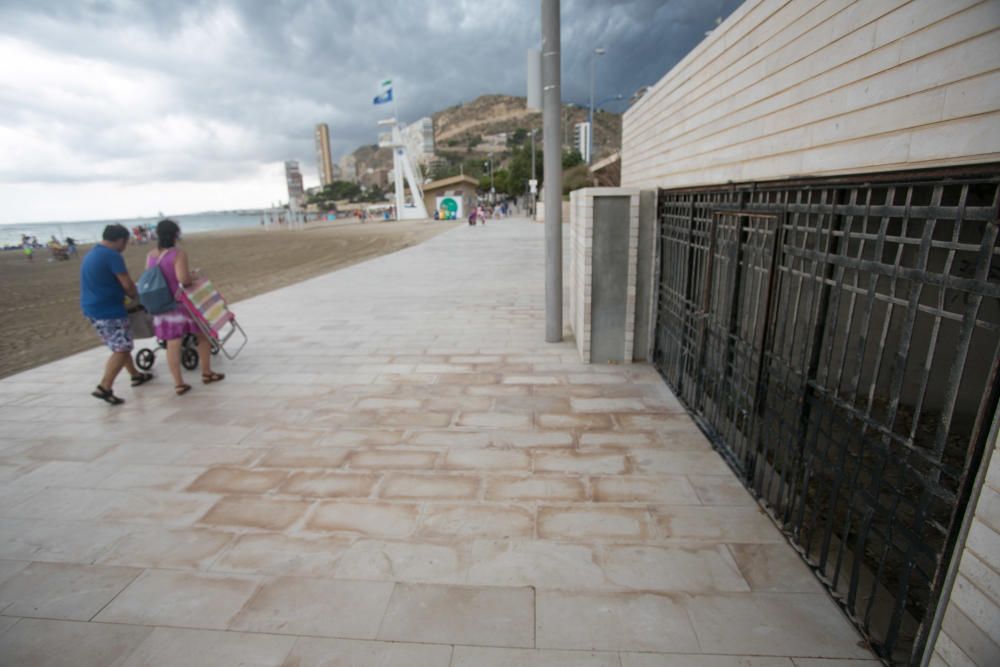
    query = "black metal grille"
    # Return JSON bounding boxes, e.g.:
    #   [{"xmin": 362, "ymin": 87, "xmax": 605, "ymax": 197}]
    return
[{"xmin": 654, "ymin": 166, "xmax": 1000, "ymax": 666}]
